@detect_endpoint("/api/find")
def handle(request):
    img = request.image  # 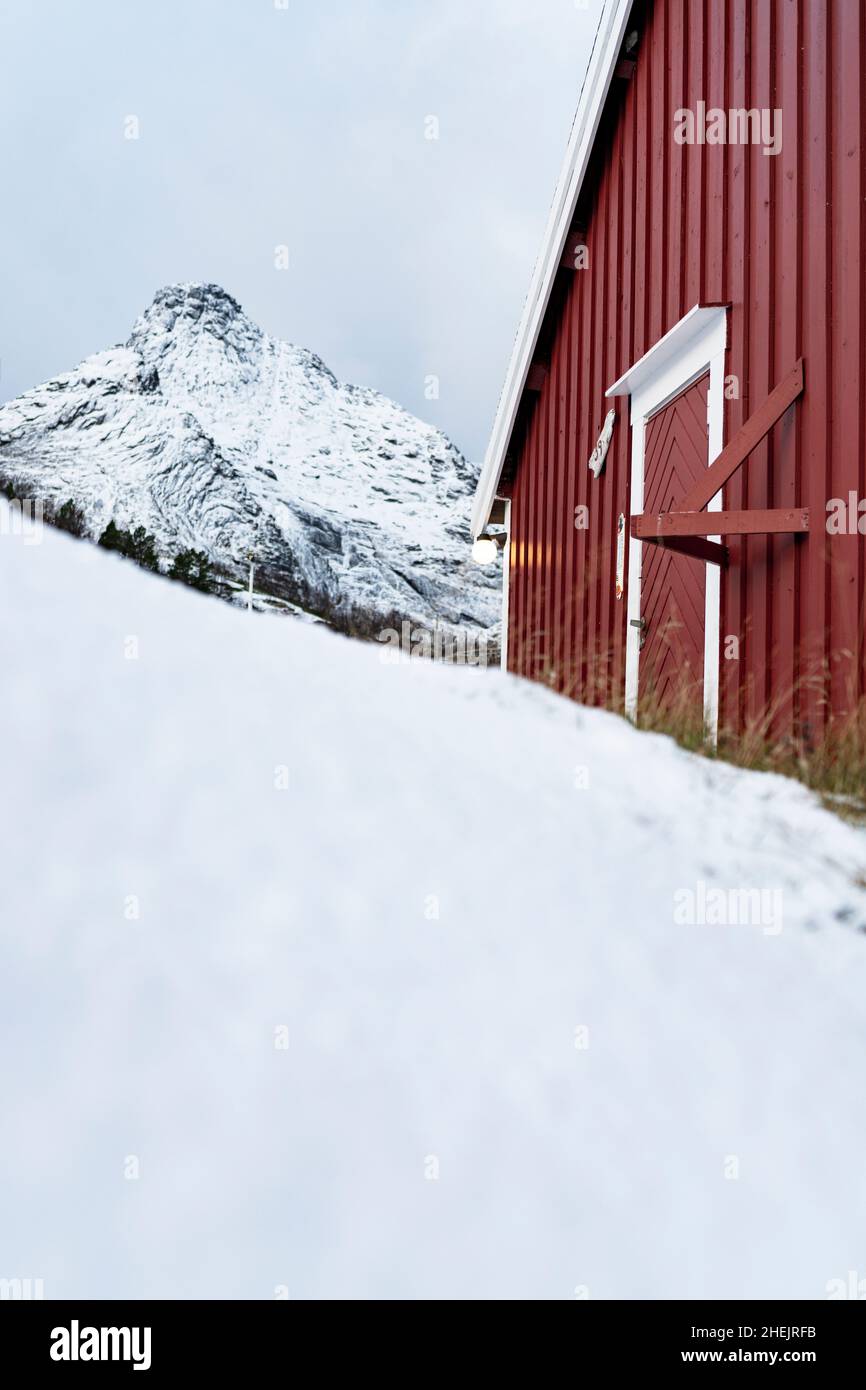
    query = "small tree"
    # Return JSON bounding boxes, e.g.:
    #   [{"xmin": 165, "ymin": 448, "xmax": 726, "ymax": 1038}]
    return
[
  {"xmin": 55, "ymin": 499, "xmax": 87, "ymax": 537},
  {"xmin": 169, "ymin": 548, "xmax": 214, "ymax": 594},
  {"xmin": 98, "ymin": 520, "xmax": 161, "ymax": 573},
  {"xmin": 128, "ymin": 525, "xmax": 160, "ymax": 572},
  {"xmin": 98, "ymin": 520, "xmax": 126, "ymax": 554}
]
